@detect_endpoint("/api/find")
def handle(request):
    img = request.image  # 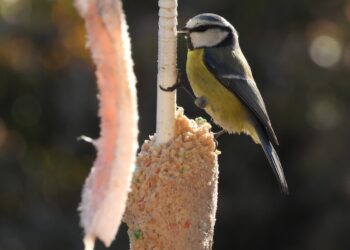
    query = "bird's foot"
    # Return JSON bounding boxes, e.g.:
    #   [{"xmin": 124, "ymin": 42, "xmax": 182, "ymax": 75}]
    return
[
  {"xmin": 213, "ymin": 129, "xmax": 226, "ymax": 149},
  {"xmin": 214, "ymin": 129, "xmax": 226, "ymax": 139},
  {"xmin": 159, "ymin": 68, "xmax": 182, "ymax": 92},
  {"xmin": 195, "ymin": 96, "xmax": 208, "ymax": 109}
]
